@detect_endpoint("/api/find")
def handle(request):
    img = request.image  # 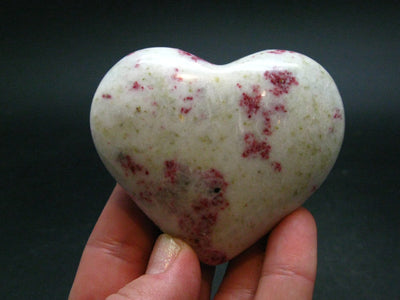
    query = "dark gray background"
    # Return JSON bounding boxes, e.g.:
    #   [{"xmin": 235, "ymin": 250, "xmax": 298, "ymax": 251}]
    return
[{"xmin": 2, "ymin": 1, "xmax": 399, "ymax": 299}]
